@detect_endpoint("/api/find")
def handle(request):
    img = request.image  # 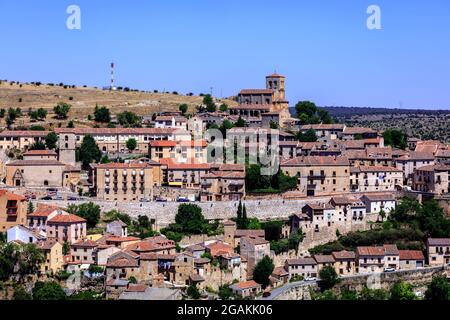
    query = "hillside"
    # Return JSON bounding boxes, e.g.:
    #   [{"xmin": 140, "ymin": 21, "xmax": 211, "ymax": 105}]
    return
[{"xmin": 0, "ymin": 81, "xmax": 237, "ymax": 125}]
